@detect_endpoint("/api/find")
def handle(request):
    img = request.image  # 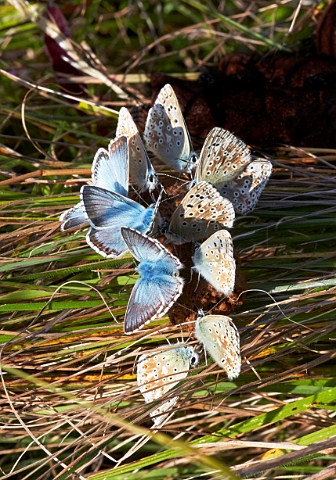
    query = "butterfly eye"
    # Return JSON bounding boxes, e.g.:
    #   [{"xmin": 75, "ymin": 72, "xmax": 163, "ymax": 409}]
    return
[{"xmin": 190, "ymin": 355, "xmax": 198, "ymax": 367}]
